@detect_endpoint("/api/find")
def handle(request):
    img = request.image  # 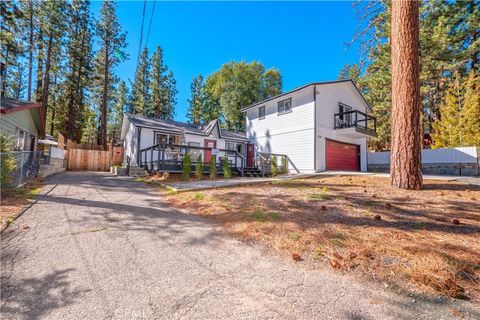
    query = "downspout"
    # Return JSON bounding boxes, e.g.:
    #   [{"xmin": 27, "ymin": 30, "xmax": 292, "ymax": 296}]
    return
[
  {"xmin": 313, "ymin": 85, "xmax": 317, "ymax": 172},
  {"xmin": 136, "ymin": 126, "xmax": 142, "ymax": 166}
]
